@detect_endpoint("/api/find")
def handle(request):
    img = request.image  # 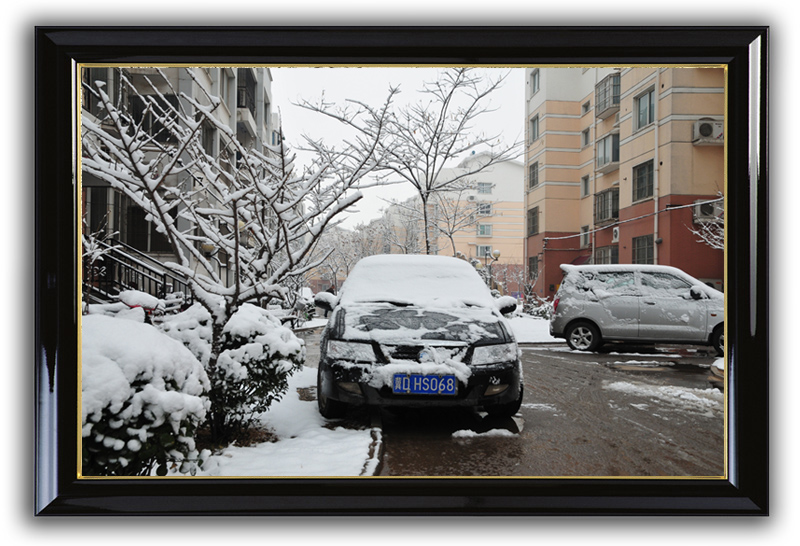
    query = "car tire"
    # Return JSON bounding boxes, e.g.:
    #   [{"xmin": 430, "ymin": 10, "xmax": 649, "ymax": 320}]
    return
[
  {"xmin": 317, "ymin": 368, "xmax": 347, "ymax": 419},
  {"xmin": 711, "ymin": 325, "xmax": 724, "ymax": 356},
  {"xmin": 485, "ymin": 385, "xmax": 524, "ymax": 418},
  {"xmin": 565, "ymin": 321, "xmax": 602, "ymax": 352}
]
